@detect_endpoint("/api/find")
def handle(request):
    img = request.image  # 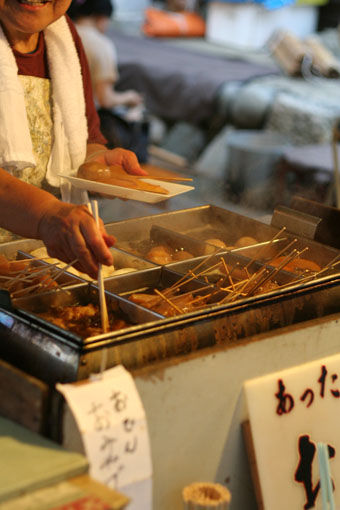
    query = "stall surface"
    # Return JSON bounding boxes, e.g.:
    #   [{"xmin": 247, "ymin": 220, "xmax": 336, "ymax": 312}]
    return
[
  {"xmin": 130, "ymin": 312, "xmax": 340, "ymax": 510},
  {"xmin": 0, "ymin": 205, "xmax": 340, "ymax": 387},
  {"xmin": 1, "ymin": 204, "xmax": 340, "ymax": 509}
]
